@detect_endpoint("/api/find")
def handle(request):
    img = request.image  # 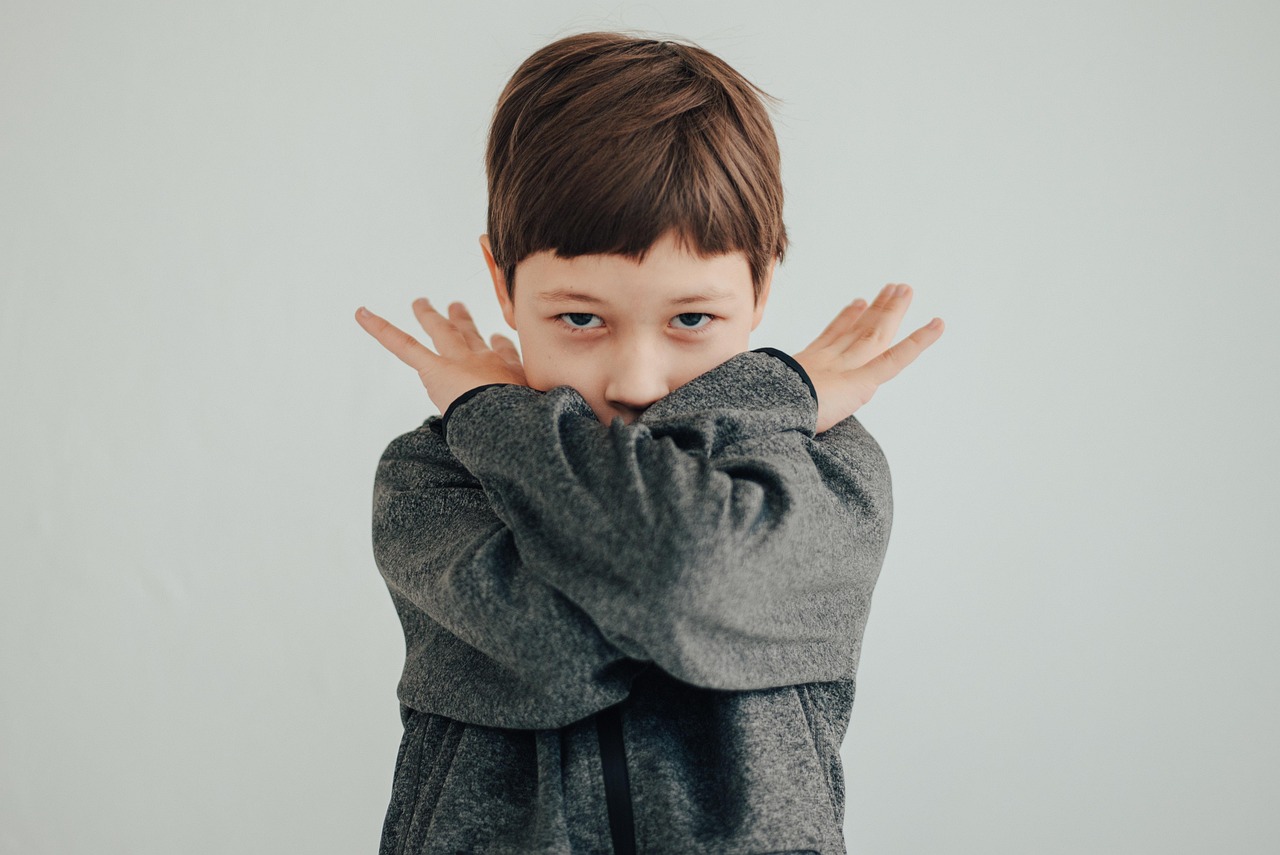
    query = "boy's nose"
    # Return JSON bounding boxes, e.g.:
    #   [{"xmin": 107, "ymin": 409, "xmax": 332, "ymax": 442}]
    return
[{"xmin": 604, "ymin": 362, "xmax": 670, "ymax": 419}]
